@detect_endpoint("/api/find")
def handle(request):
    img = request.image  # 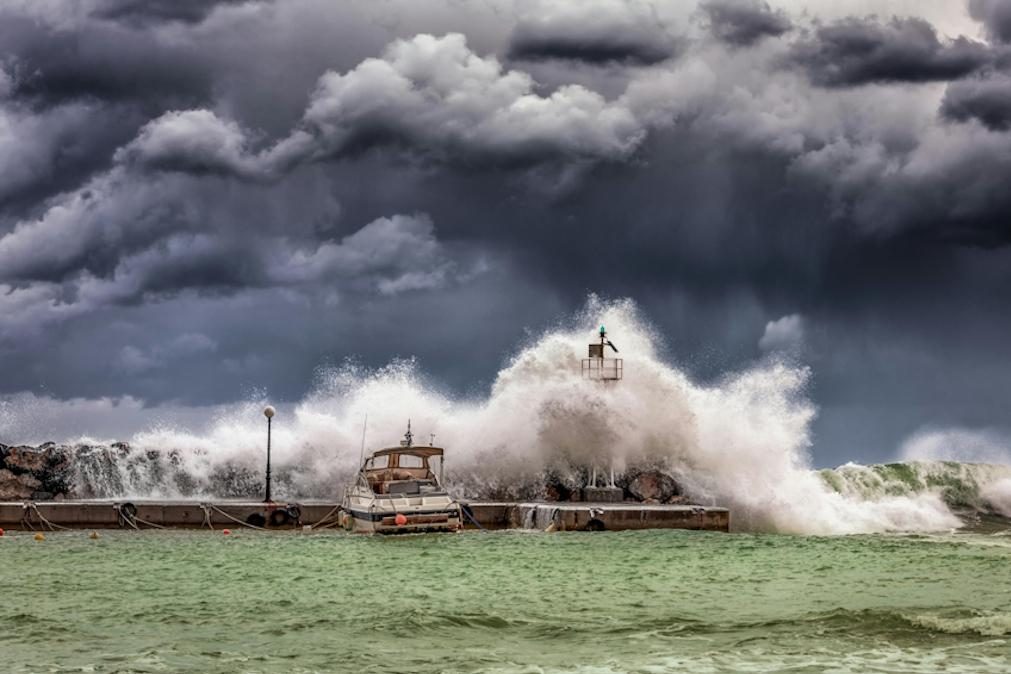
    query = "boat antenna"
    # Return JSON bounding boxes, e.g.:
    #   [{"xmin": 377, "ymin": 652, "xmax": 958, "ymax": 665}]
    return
[
  {"xmin": 358, "ymin": 413, "xmax": 368, "ymax": 465},
  {"xmin": 401, "ymin": 419, "xmax": 413, "ymax": 447}
]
